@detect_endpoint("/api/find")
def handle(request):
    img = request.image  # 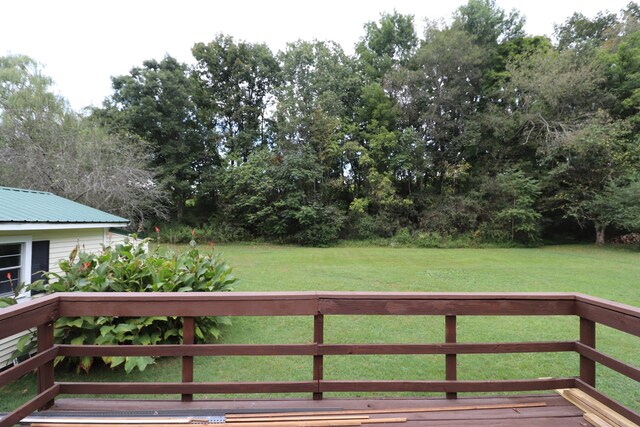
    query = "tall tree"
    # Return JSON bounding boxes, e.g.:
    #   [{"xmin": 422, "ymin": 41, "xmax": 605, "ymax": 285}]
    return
[
  {"xmin": 388, "ymin": 25, "xmax": 486, "ymax": 195},
  {"xmin": 554, "ymin": 11, "xmax": 617, "ymax": 51},
  {"xmin": 0, "ymin": 55, "xmax": 166, "ymax": 225},
  {"xmin": 453, "ymin": 0, "xmax": 525, "ymax": 47},
  {"xmin": 192, "ymin": 35, "xmax": 280, "ymax": 164},
  {"xmin": 541, "ymin": 113, "xmax": 640, "ymax": 244},
  {"xmin": 356, "ymin": 11, "xmax": 418, "ymax": 81},
  {"xmin": 96, "ymin": 56, "xmax": 211, "ymax": 221}
]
